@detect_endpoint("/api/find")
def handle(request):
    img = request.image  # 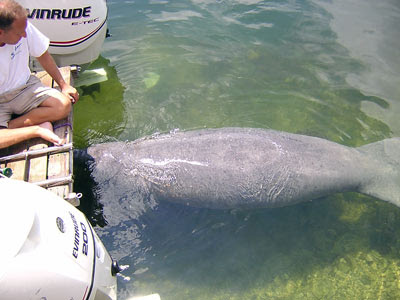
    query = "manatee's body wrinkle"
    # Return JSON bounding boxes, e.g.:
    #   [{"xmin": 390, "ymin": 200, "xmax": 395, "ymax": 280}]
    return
[{"xmin": 88, "ymin": 128, "xmax": 400, "ymax": 209}]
